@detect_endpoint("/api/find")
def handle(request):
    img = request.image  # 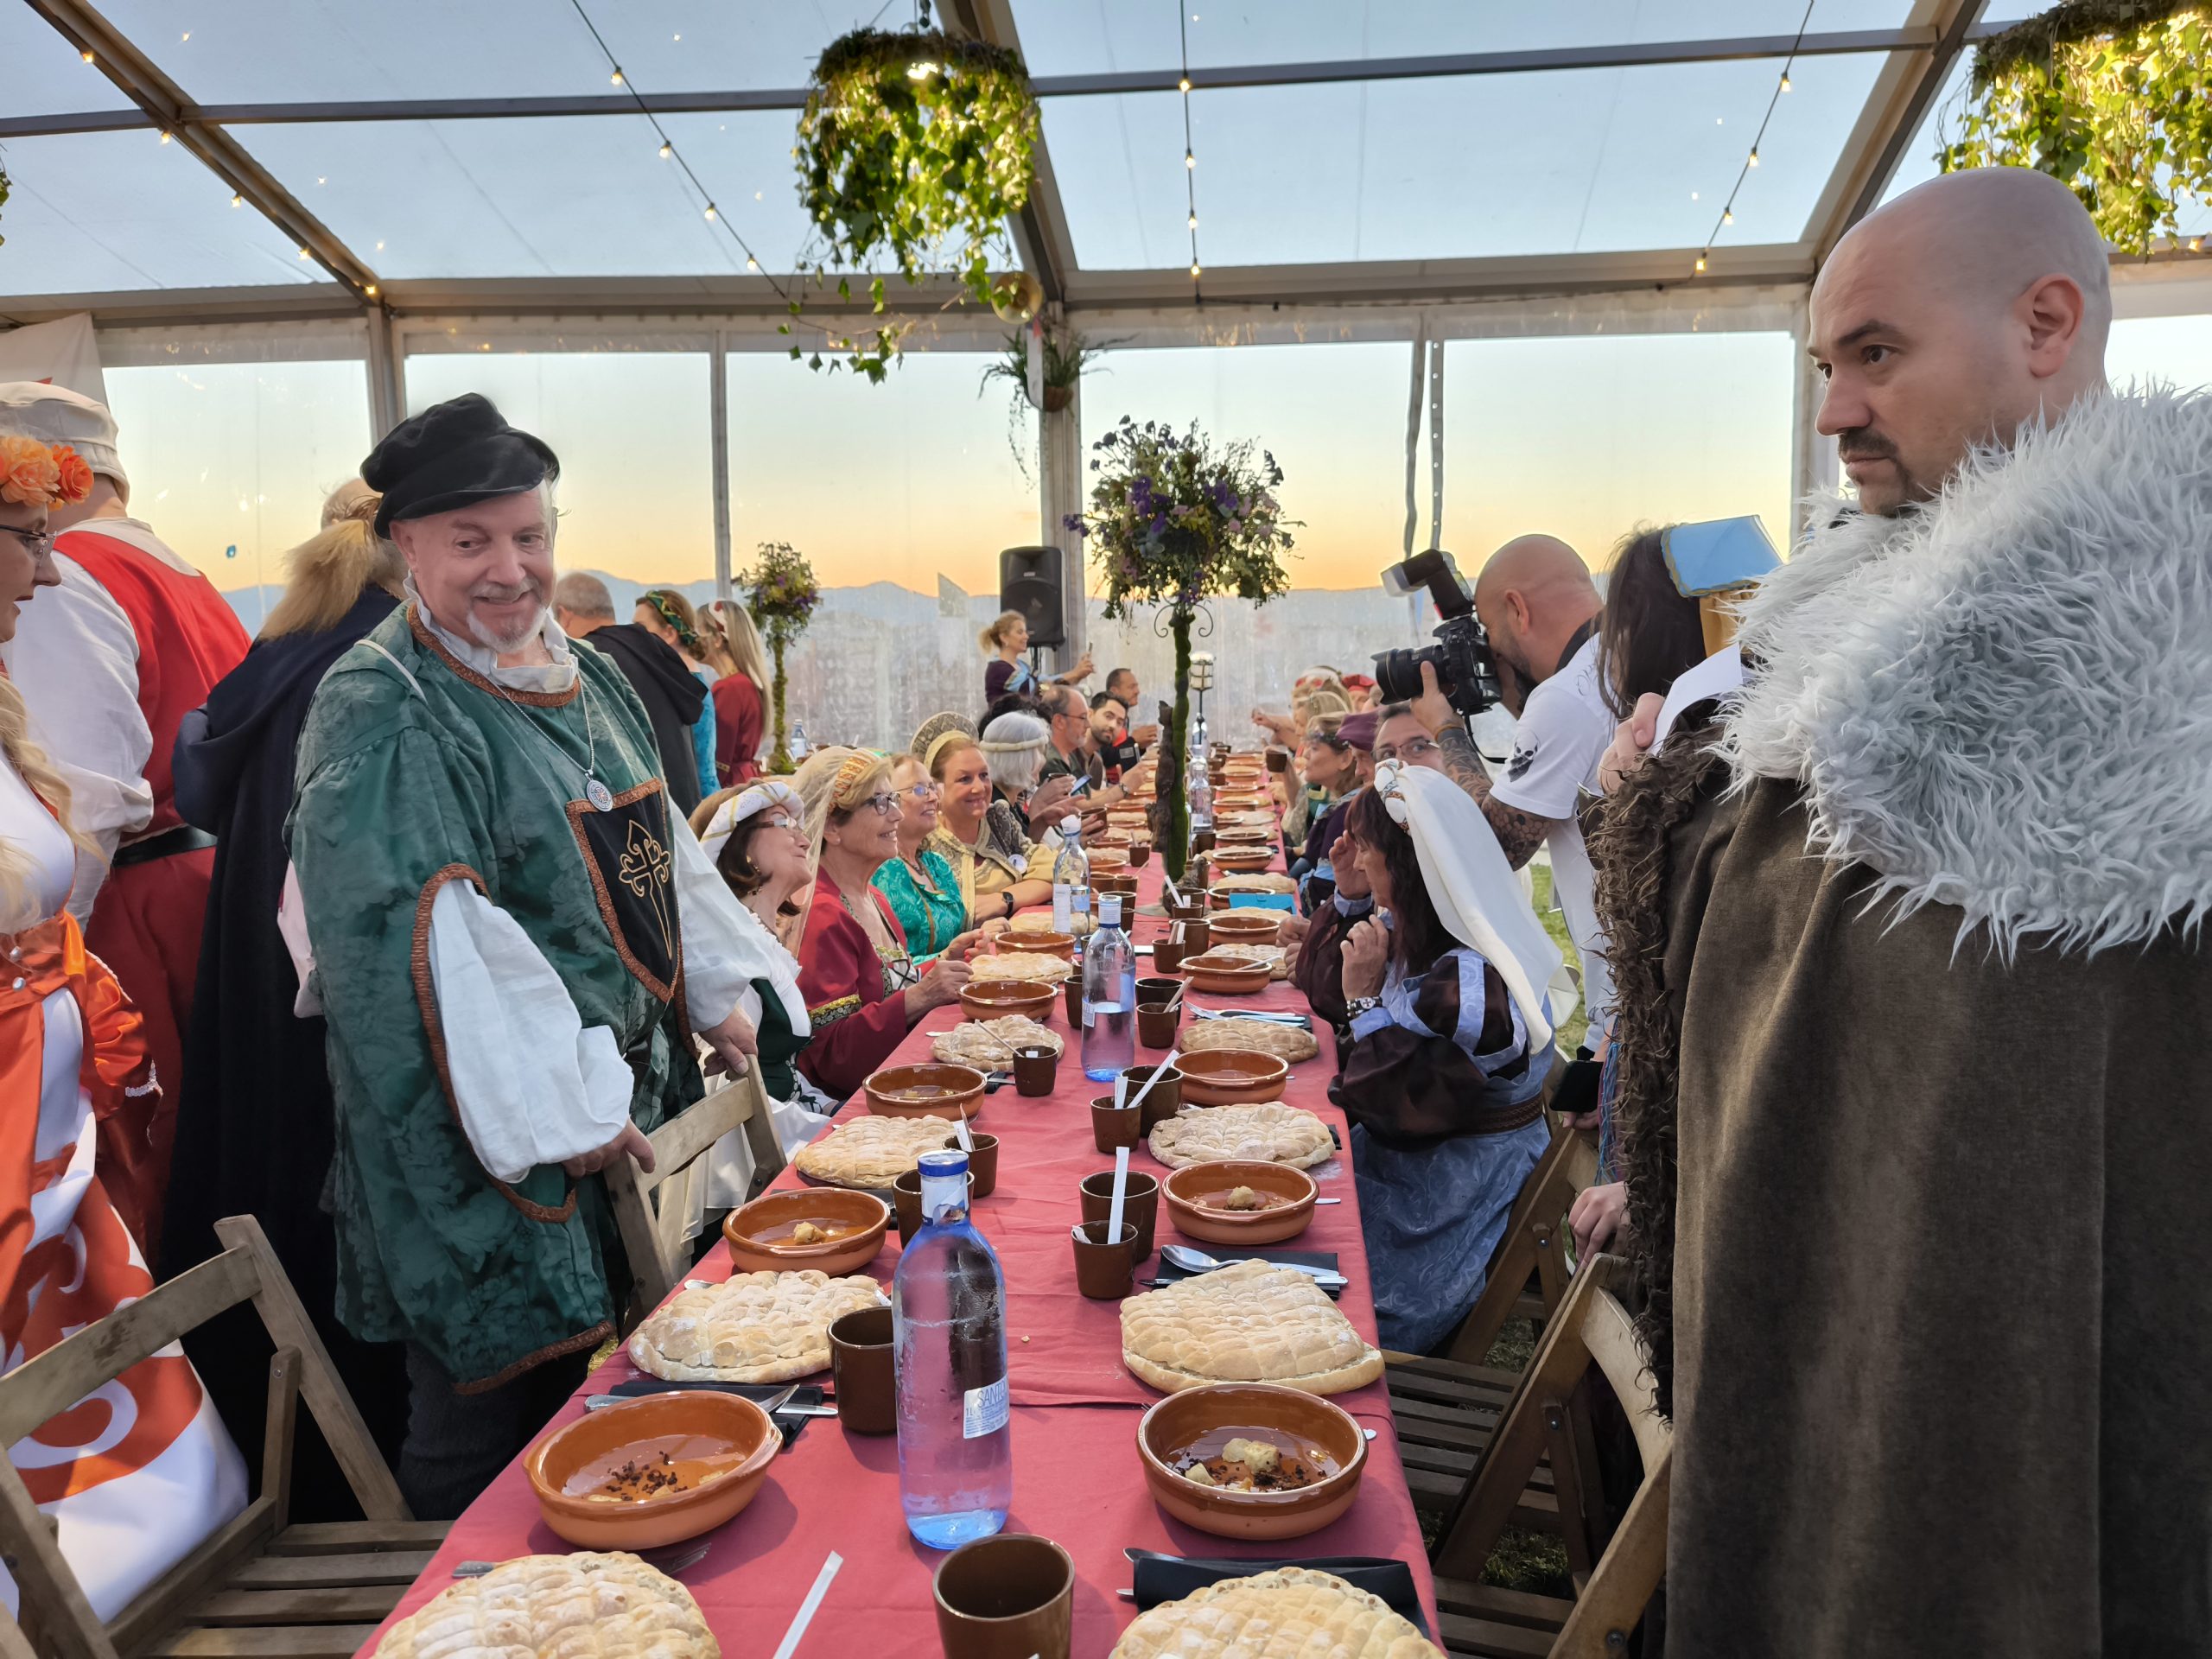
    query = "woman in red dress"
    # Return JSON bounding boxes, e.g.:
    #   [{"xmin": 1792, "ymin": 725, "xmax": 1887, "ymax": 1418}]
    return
[
  {"xmin": 788, "ymin": 747, "xmax": 973, "ymax": 1103},
  {"xmin": 702, "ymin": 599, "xmax": 769, "ymax": 787}
]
